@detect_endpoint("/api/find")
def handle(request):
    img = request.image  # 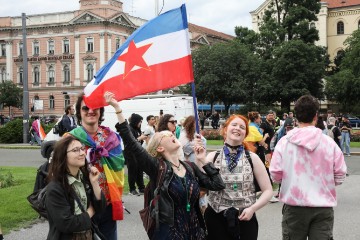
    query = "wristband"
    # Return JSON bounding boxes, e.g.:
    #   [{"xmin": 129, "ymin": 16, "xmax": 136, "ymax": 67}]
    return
[{"xmin": 115, "ymin": 110, "xmax": 122, "ymax": 114}]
